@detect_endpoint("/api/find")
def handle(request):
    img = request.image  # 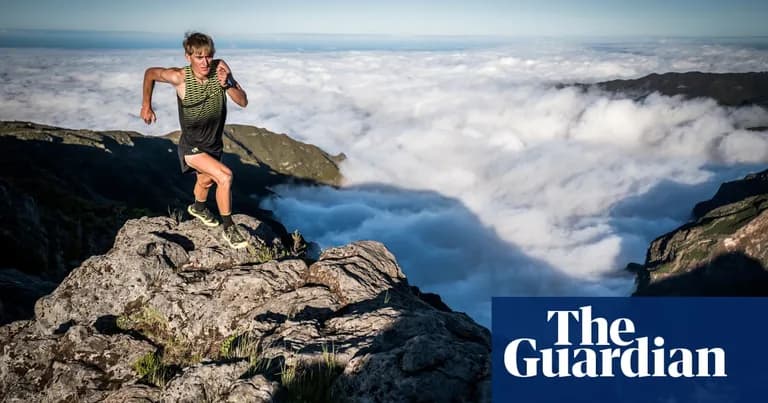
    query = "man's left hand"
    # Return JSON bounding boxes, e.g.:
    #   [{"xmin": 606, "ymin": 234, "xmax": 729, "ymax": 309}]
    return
[{"xmin": 217, "ymin": 60, "xmax": 231, "ymax": 88}]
